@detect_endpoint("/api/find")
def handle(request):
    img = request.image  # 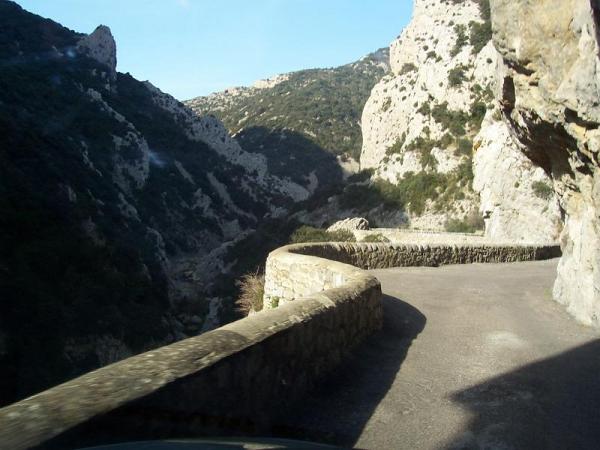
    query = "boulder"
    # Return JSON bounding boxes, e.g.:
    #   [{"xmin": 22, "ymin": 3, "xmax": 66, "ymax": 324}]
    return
[{"xmin": 327, "ymin": 218, "xmax": 370, "ymax": 232}]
